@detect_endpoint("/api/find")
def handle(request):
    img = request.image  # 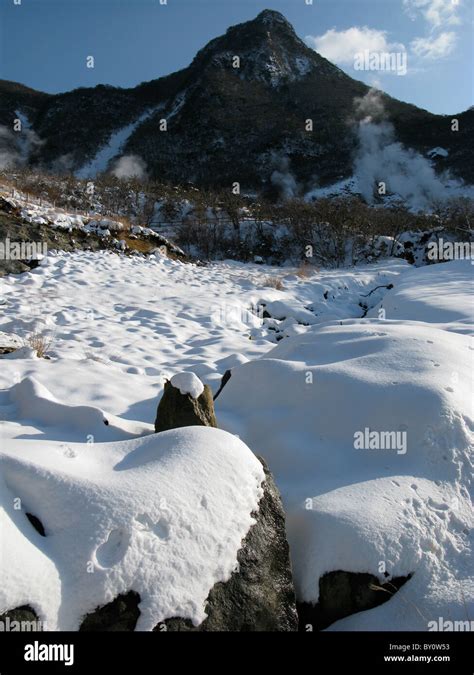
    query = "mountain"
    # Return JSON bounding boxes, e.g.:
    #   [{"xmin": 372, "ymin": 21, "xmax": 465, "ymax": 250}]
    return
[{"xmin": 1, "ymin": 9, "xmax": 473, "ymax": 188}]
